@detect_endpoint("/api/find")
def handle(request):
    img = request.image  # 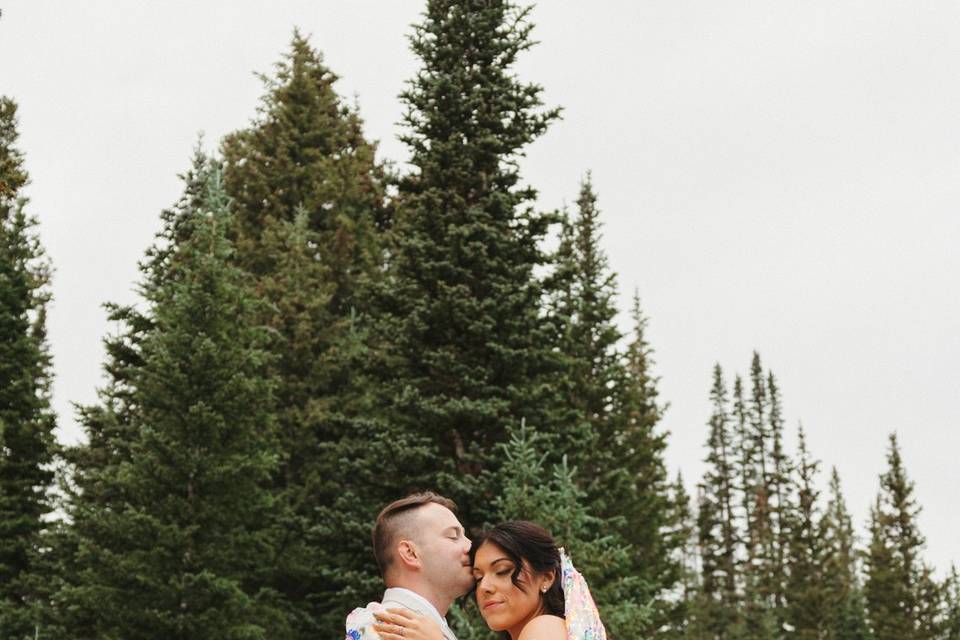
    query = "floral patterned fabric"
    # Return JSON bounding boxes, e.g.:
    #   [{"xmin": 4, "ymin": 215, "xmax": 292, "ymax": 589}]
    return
[
  {"xmin": 561, "ymin": 548, "xmax": 607, "ymax": 640},
  {"xmin": 345, "ymin": 602, "xmax": 386, "ymax": 640}
]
